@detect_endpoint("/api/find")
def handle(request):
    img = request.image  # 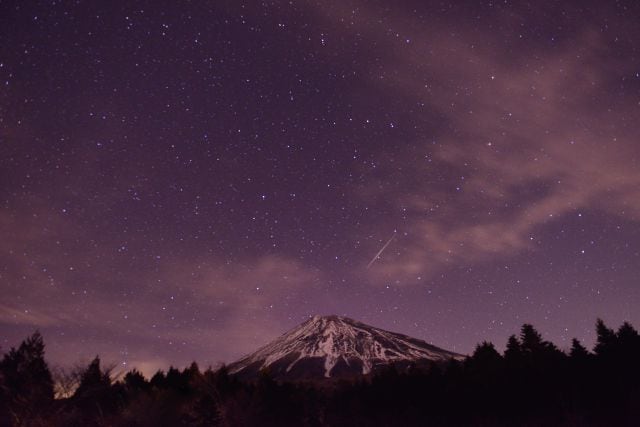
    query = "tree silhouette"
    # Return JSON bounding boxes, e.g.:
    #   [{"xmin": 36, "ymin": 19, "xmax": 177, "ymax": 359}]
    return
[
  {"xmin": 467, "ymin": 341, "xmax": 503, "ymax": 375},
  {"xmin": 123, "ymin": 369, "xmax": 149, "ymax": 392},
  {"xmin": 150, "ymin": 369, "xmax": 166, "ymax": 388},
  {"xmin": 504, "ymin": 334, "xmax": 523, "ymax": 365},
  {"xmin": 616, "ymin": 322, "xmax": 640, "ymax": 354},
  {"xmin": 520, "ymin": 324, "xmax": 544, "ymax": 353},
  {"xmin": 569, "ymin": 338, "xmax": 590, "ymax": 360},
  {"xmin": 0, "ymin": 331, "xmax": 54, "ymax": 424},
  {"xmin": 69, "ymin": 355, "xmax": 120, "ymax": 424},
  {"xmin": 594, "ymin": 318, "xmax": 616, "ymax": 357},
  {"xmin": 74, "ymin": 356, "xmax": 112, "ymax": 397},
  {"xmin": 3, "ymin": 321, "xmax": 640, "ymax": 426},
  {"xmin": 520, "ymin": 324, "xmax": 562, "ymax": 358}
]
